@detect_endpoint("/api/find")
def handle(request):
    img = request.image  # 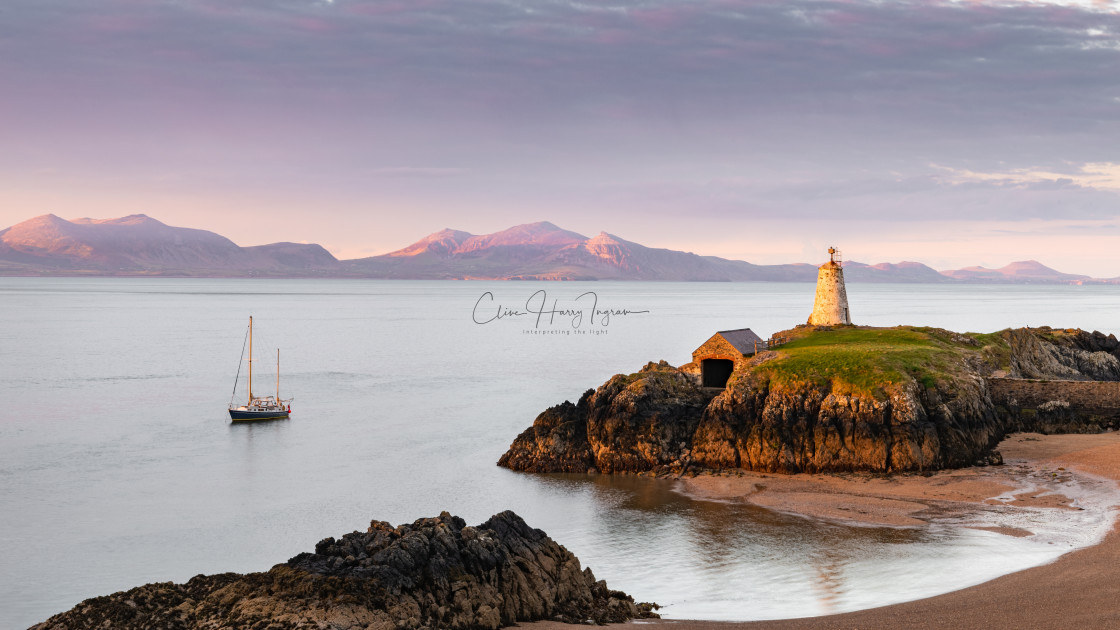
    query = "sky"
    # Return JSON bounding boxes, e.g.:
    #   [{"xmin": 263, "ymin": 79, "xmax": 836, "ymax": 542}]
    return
[{"xmin": 2, "ymin": 0, "xmax": 1119, "ymax": 275}]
